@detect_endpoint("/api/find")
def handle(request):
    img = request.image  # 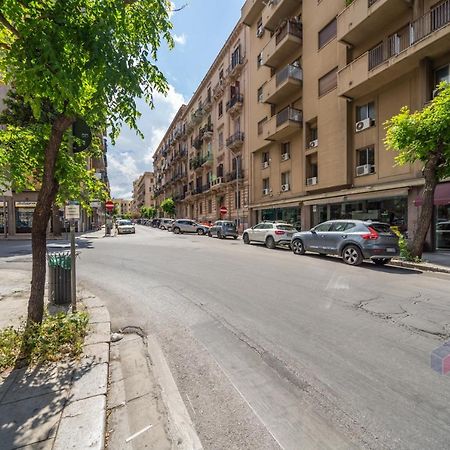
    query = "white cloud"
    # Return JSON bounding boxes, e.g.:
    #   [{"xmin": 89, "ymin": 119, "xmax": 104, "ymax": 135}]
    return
[
  {"xmin": 108, "ymin": 84, "xmax": 186, "ymax": 200},
  {"xmin": 173, "ymin": 33, "xmax": 187, "ymax": 45}
]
